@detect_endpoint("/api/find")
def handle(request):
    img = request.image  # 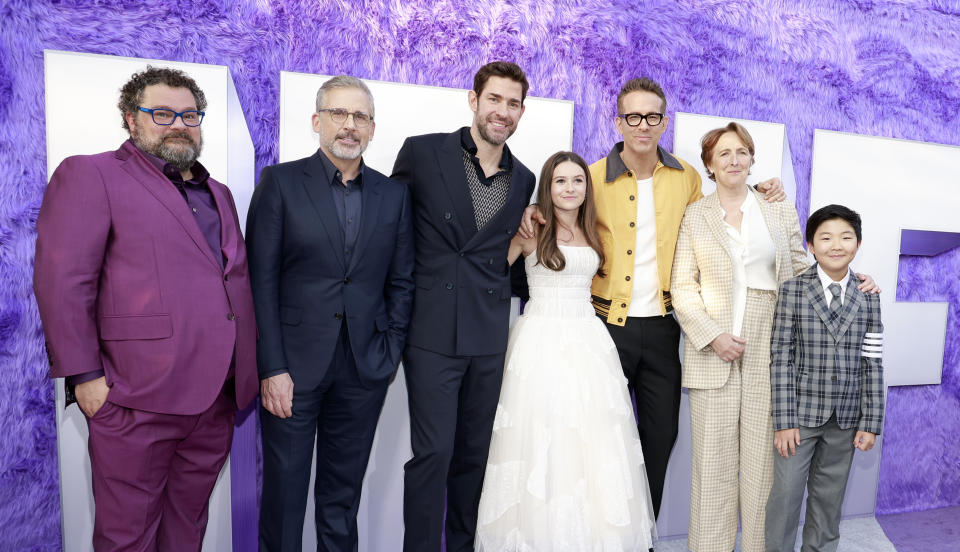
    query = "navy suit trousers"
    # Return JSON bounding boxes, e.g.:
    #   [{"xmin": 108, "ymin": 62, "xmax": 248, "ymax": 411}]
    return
[{"xmin": 259, "ymin": 323, "xmax": 389, "ymax": 552}]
